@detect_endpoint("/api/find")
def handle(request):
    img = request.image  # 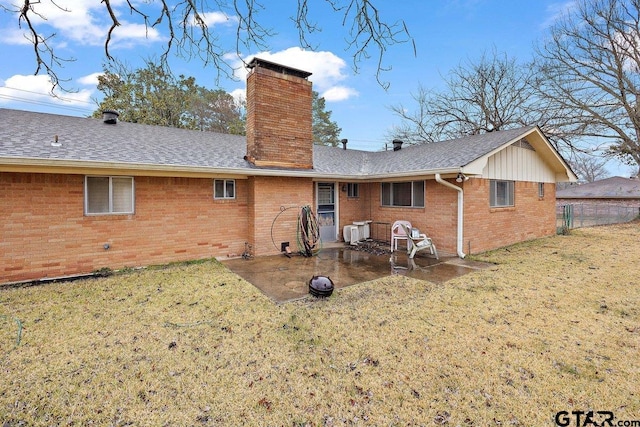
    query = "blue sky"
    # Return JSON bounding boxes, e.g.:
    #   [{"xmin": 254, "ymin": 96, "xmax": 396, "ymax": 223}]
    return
[{"xmin": 0, "ymin": 0, "xmax": 630, "ymax": 176}]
